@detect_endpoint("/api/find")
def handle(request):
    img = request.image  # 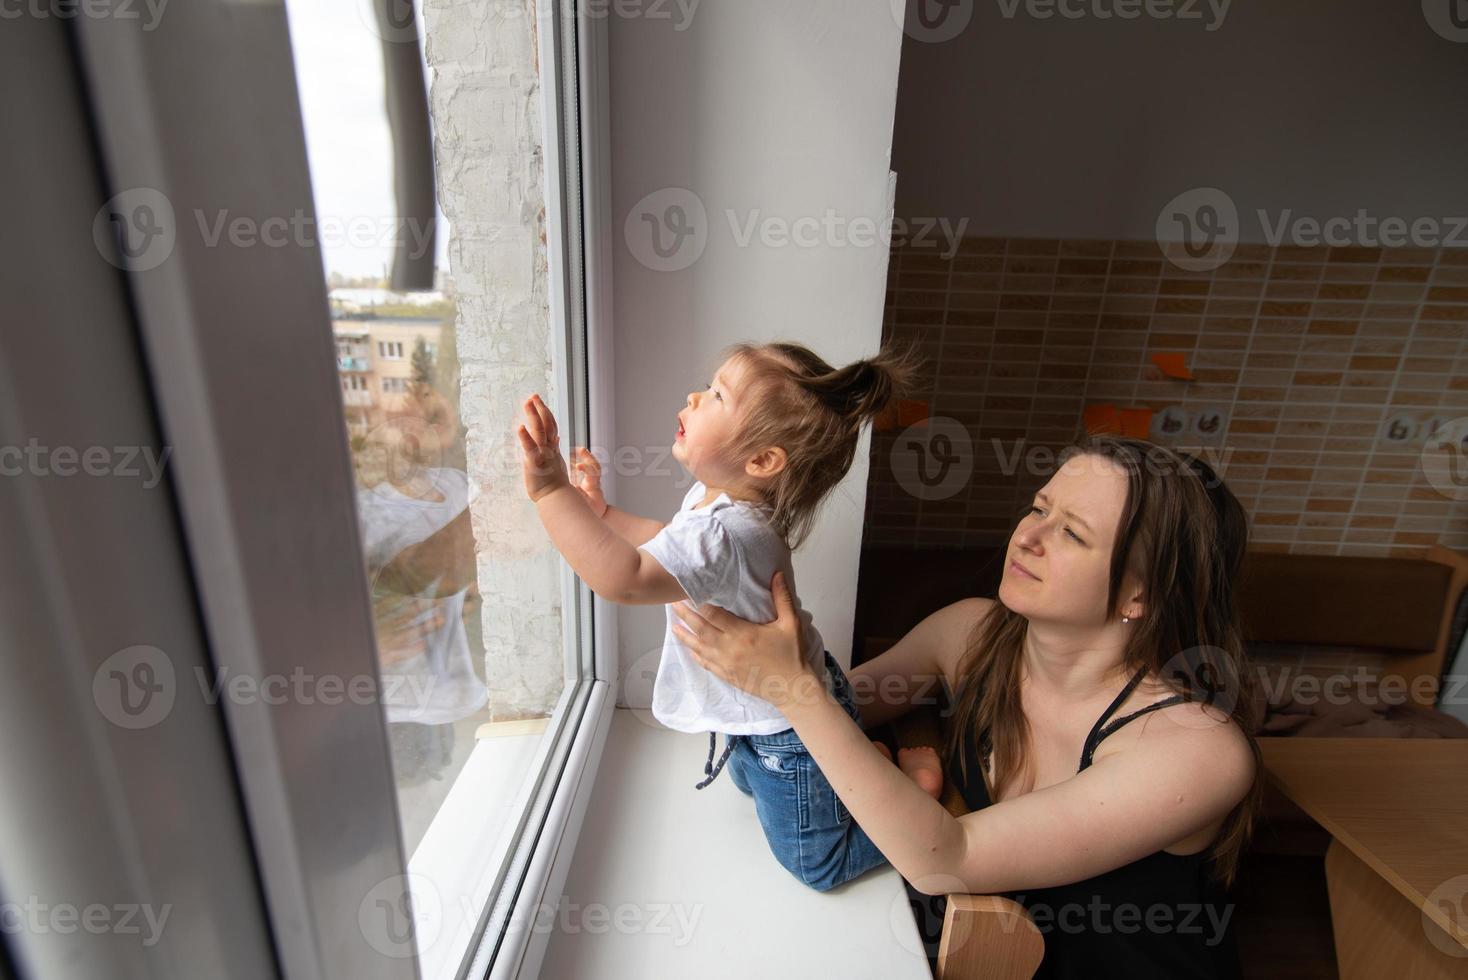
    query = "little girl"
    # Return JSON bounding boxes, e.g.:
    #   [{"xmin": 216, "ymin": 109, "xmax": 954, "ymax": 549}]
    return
[{"xmin": 517, "ymin": 340, "xmax": 940, "ymax": 892}]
